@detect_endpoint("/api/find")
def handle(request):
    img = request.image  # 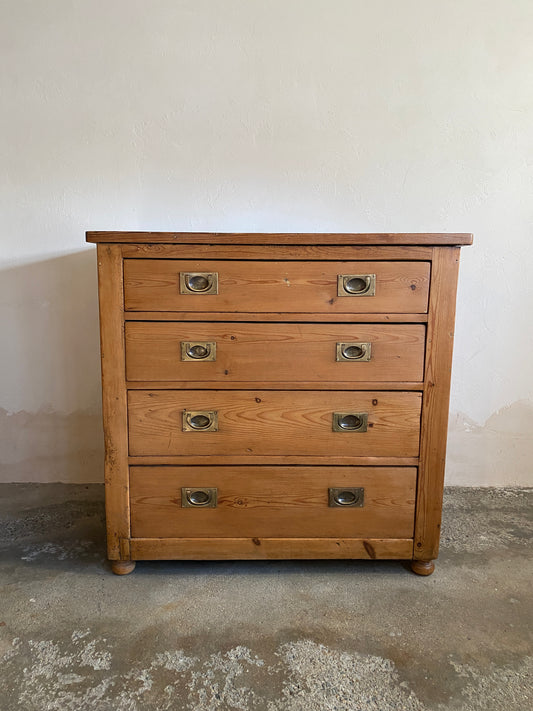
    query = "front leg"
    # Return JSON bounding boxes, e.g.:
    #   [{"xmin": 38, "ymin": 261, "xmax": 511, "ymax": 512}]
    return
[
  {"xmin": 111, "ymin": 560, "xmax": 136, "ymax": 575},
  {"xmin": 411, "ymin": 559, "xmax": 435, "ymax": 576}
]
